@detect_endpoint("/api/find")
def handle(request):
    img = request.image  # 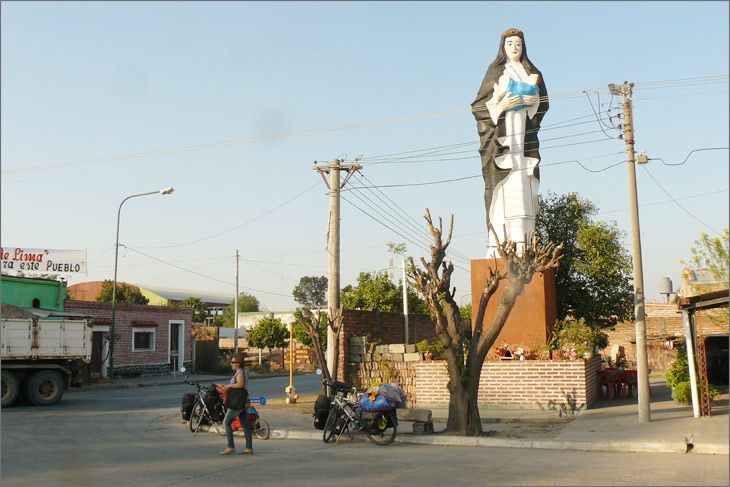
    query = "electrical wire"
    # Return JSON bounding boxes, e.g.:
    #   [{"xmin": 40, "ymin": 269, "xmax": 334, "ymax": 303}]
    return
[
  {"xmin": 598, "ymin": 188, "xmax": 728, "ymax": 215},
  {"xmin": 650, "ymin": 147, "xmax": 729, "ymax": 166},
  {"xmin": 3, "ymin": 75, "xmax": 725, "ymax": 177},
  {"xmin": 129, "ymin": 182, "xmax": 320, "ymax": 249},
  {"xmin": 340, "ymin": 193, "xmax": 469, "ymax": 273},
  {"xmin": 640, "ymin": 166, "xmax": 722, "ymax": 236},
  {"xmin": 583, "ymin": 91, "xmax": 619, "ymax": 139},
  {"xmin": 121, "ymin": 244, "xmax": 294, "ymax": 297},
  {"xmin": 350, "ymin": 172, "xmax": 473, "ymax": 264}
]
